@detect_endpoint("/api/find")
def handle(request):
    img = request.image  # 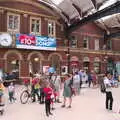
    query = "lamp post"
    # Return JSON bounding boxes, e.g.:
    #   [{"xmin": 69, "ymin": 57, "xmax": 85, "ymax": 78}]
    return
[
  {"xmin": 66, "ymin": 47, "xmax": 70, "ymax": 74},
  {"xmin": 104, "ymin": 55, "xmax": 108, "ymax": 73},
  {"xmin": 65, "ymin": 34, "xmax": 71, "ymax": 74}
]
